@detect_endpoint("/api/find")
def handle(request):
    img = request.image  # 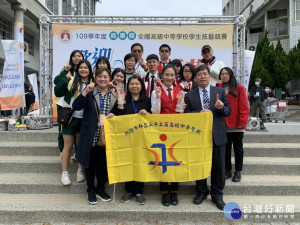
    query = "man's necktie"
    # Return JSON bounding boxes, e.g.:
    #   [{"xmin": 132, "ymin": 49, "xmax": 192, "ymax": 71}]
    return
[
  {"xmin": 167, "ymin": 88, "xmax": 172, "ymax": 100},
  {"xmin": 150, "ymin": 75, "xmax": 155, "ymax": 96},
  {"xmin": 202, "ymin": 89, "xmax": 210, "ymax": 109}
]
